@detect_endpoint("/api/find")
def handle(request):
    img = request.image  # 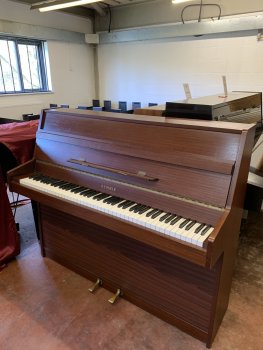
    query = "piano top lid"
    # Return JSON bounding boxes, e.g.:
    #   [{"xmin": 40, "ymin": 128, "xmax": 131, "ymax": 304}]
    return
[
  {"xmin": 40, "ymin": 108, "xmax": 255, "ymax": 133},
  {"xmin": 168, "ymin": 91, "xmax": 261, "ymax": 110}
]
